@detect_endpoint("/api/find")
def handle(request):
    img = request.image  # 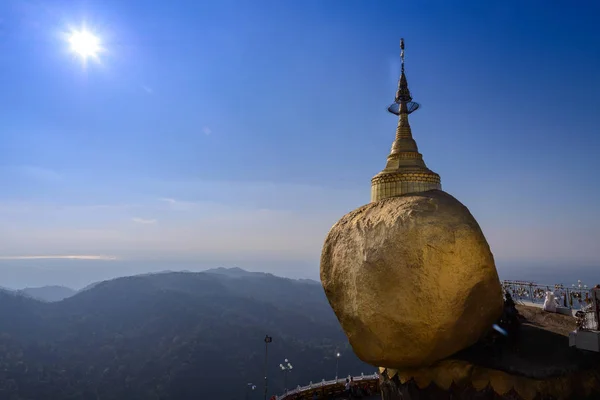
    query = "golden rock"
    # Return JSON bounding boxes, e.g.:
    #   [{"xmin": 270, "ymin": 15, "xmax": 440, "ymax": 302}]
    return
[{"xmin": 320, "ymin": 190, "xmax": 503, "ymax": 369}]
